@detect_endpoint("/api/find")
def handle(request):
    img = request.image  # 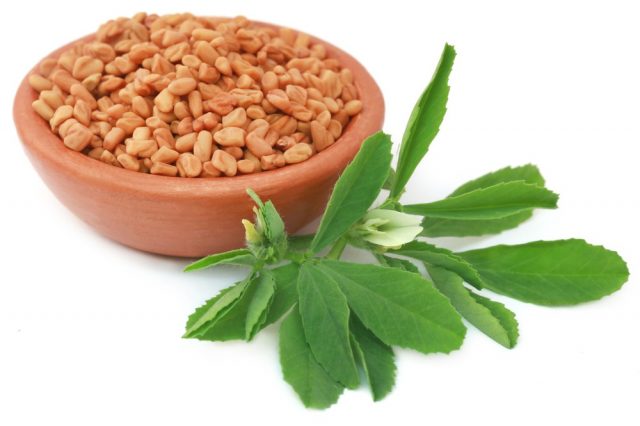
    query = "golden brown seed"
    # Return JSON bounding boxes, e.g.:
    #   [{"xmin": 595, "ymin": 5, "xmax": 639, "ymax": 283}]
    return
[
  {"xmin": 276, "ymin": 135, "xmax": 297, "ymax": 151},
  {"xmin": 328, "ymin": 120, "xmax": 343, "ymax": 139},
  {"xmin": 88, "ymin": 147, "xmax": 105, "ymax": 160},
  {"xmin": 246, "ymin": 104, "xmax": 266, "ymax": 119},
  {"xmin": 151, "ymin": 146, "xmax": 180, "ymax": 164},
  {"xmin": 28, "ymin": 74, "xmax": 52, "ymax": 92},
  {"xmin": 40, "ymin": 90, "xmax": 65, "ymax": 110},
  {"xmin": 150, "ymin": 162, "xmax": 178, "ymax": 177},
  {"xmin": 63, "ymin": 123, "xmax": 94, "ymax": 151},
  {"xmin": 214, "ymin": 56, "xmax": 232, "ymax": 76},
  {"xmin": 116, "ymin": 113, "xmax": 145, "ymax": 135},
  {"xmin": 133, "ymin": 126, "xmax": 152, "ymax": 141},
  {"xmin": 82, "ymin": 73, "xmax": 102, "ymax": 92},
  {"xmin": 310, "ymin": 120, "xmax": 335, "ymax": 151},
  {"xmin": 286, "ymin": 85, "xmax": 307, "ymax": 105},
  {"xmin": 237, "ymin": 159, "xmax": 256, "ymax": 174},
  {"xmin": 284, "ymin": 142, "xmax": 313, "ymax": 164},
  {"xmin": 58, "ymin": 118, "xmax": 79, "ymax": 138},
  {"xmin": 246, "ymin": 132, "xmax": 274, "ymax": 158},
  {"xmin": 38, "ymin": 58, "xmax": 58, "ymax": 77},
  {"xmin": 117, "ymin": 153, "xmax": 141, "ymax": 171},
  {"xmin": 344, "ymin": 99, "xmax": 363, "ymax": 116},
  {"xmin": 50, "ymin": 69, "xmax": 80, "ymax": 92},
  {"xmin": 103, "ymin": 127, "xmax": 126, "ymax": 151},
  {"xmin": 224, "ymin": 146, "xmax": 244, "ymax": 160},
  {"xmin": 100, "ymin": 149, "xmax": 119, "ymax": 166},
  {"xmin": 167, "ymin": 77, "xmax": 198, "ymax": 96},
  {"xmin": 194, "ymin": 131, "xmax": 213, "ymax": 162},
  {"xmin": 261, "ymin": 152, "xmax": 286, "ymax": 170},
  {"xmin": 316, "ymin": 110, "xmax": 331, "ymax": 128},
  {"xmin": 213, "ymin": 127, "xmax": 246, "ymax": 147},
  {"xmin": 132, "ymin": 96, "xmax": 152, "ymax": 118},
  {"xmin": 70, "ymin": 83, "xmax": 97, "ymax": 109},
  {"xmin": 32, "ymin": 100, "xmax": 54, "ymax": 121},
  {"xmin": 72, "ymin": 56, "xmax": 104, "ymax": 80},
  {"xmin": 126, "ymin": 138, "xmax": 157, "ymax": 157},
  {"xmin": 175, "ymin": 132, "xmax": 197, "ymax": 153},
  {"xmin": 211, "ymin": 149, "xmax": 237, "ymax": 176},
  {"xmin": 50, "ymin": 105, "xmax": 74, "ymax": 130},
  {"xmin": 154, "ymin": 88, "xmax": 175, "ymax": 113},
  {"xmin": 153, "ymin": 127, "xmax": 176, "ymax": 149},
  {"xmin": 176, "ymin": 153, "xmax": 203, "ymax": 178},
  {"xmin": 201, "ymin": 161, "xmax": 222, "ymax": 177},
  {"xmin": 73, "ymin": 99, "xmax": 92, "ymax": 126},
  {"xmin": 266, "ymin": 89, "xmax": 291, "ymax": 113},
  {"xmin": 222, "ymin": 107, "xmax": 247, "ymax": 128},
  {"xmin": 192, "ymin": 28, "xmax": 218, "ymax": 42},
  {"xmin": 188, "ymin": 91, "xmax": 203, "ymax": 118}
]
